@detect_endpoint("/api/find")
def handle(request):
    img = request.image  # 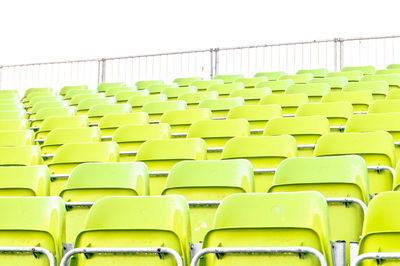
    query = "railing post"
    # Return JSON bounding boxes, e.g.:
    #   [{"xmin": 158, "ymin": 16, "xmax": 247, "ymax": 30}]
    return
[
  {"xmin": 98, "ymin": 58, "xmax": 106, "ymax": 84},
  {"xmin": 334, "ymin": 38, "xmax": 339, "ymax": 72},
  {"xmin": 339, "ymin": 38, "xmax": 344, "ymax": 70},
  {"xmin": 210, "ymin": 48, "xmax": 214, "ymax": 79},
  {"xmin": 214, "ymin": 48, "xmax": 219, "ymax": 77}
]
